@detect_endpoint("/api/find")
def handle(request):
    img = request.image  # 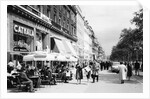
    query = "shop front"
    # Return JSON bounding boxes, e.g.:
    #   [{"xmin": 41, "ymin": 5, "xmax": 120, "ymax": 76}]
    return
[{"xmin": 8, "ymin": 22, "xmax": 34, "ymax": 66}]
